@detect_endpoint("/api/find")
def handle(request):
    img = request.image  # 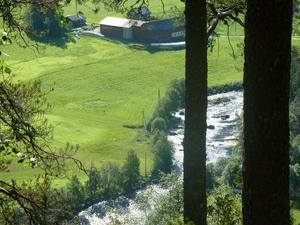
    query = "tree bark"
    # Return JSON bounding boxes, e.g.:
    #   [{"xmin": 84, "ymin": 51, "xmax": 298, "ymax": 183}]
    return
[
  {"xmin": 243, "ymin": 1, "xmax": 293, "ymax": 225},
  {"xmin": 184, "ymin": 0, "xmax": 207, "ymax": 224}
]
